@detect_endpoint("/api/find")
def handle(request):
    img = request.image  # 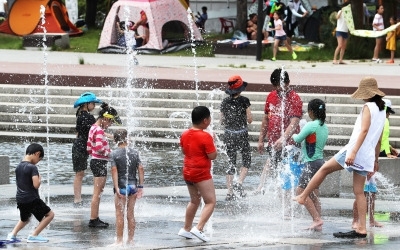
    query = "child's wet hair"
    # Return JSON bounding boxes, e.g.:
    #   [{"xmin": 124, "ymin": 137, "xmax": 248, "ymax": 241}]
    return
[
  {"xmin": 270, "ymin": 68, "xmax": 289, "ymax": 86},
  {"xmin": 114, "ymin": 129, "xmax": 128, "ymax": 145},
  {"xmin": 308, "ymin": 99, "xmax": 326, "ymax": 125},
  {"xmin": 192, "ymin": 106, "xmax": 210, "ymax": 125},
  {"xmin": 26, "ymin": 143, "xmax": 44, "ymax": 158}
]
